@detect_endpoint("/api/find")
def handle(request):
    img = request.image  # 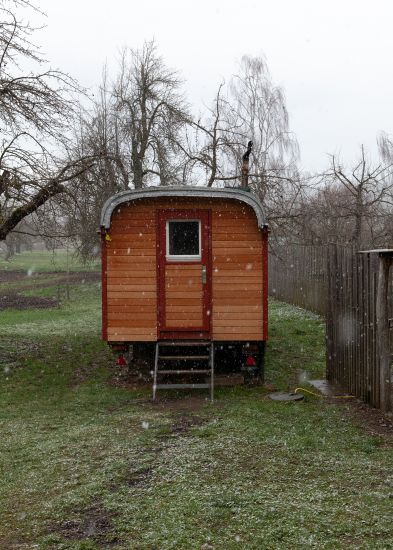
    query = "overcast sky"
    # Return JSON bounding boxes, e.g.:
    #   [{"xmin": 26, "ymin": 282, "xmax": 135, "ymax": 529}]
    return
[{"xmin": 35, "ymin": 0, "xmax": 393, "ymax": 172}]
